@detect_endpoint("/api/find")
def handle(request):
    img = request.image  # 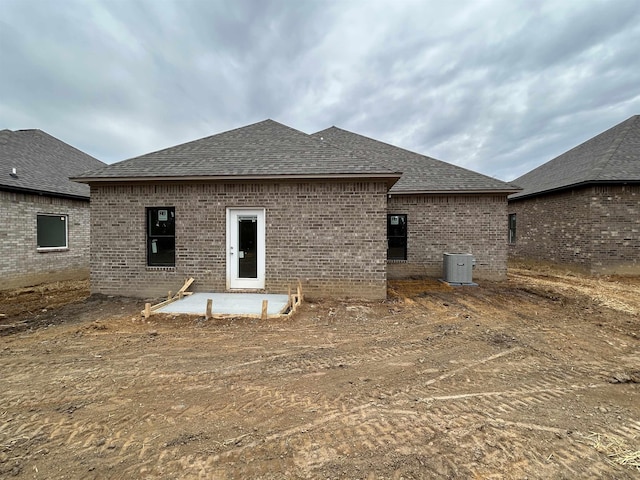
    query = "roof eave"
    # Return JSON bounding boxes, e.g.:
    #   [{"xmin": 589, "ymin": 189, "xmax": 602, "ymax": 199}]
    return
[
  {"xmin": 71, "ymin": 172, "xmax": 402, "ymax": 187},
  {"xmin": 508, "ymin": 179, "xmax": 640, "ymax": 201},
  {"xmin": 0, "ymin": 184, "xmax": 90, "ymax": 201},
  {"xmin": 389, "ymin": 188, "xmax": 521, "ymax": 195}
]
